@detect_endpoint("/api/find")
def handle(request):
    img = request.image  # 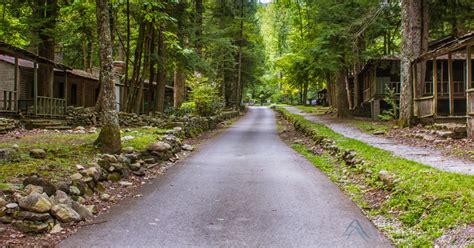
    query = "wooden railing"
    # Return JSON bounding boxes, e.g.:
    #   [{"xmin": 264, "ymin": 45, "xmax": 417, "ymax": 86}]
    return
[
  {"xmin": 414, "ymin": 96, "xmax": 434, "ymax": 118},
  {"xmin": 468, "ymin": 89, "xmax": 474, "ymax": 116},
  {"xmin": 37, "ymin": 96, "xmax": 66, "ymax": 117},
  {"xmin": 0, "ymin": 90, "xmax": 17, "ymax": 113}
]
